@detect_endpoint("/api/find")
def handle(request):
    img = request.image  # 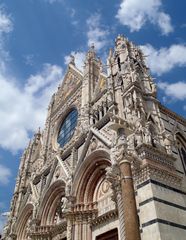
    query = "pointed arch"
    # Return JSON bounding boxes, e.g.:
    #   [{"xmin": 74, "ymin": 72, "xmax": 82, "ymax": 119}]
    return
[
  {"xmin": 16, "ymin": 203, "xmax": 33, "ymax": 240},
  {"xmin": 73, "ymin": 150, "xmax": 111, "ymax": 203}
]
